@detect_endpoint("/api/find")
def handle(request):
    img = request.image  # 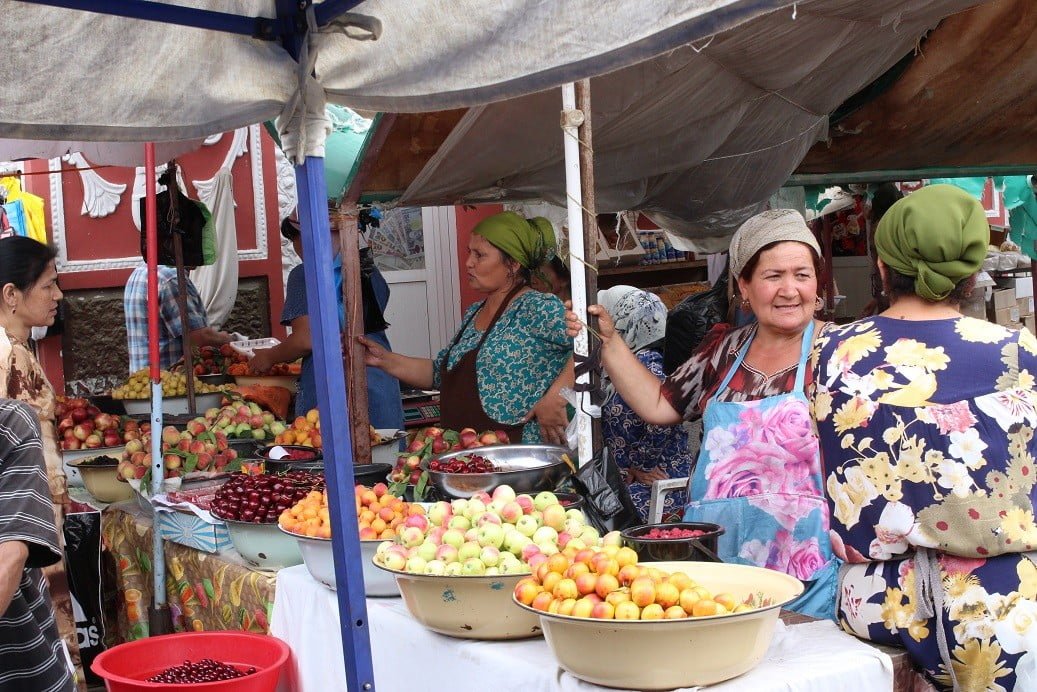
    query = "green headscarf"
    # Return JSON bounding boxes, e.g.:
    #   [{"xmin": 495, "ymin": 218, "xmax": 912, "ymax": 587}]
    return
[
  {"xmin": 473, "ymin": 211, "xmax": 556, "ymax": 269},
  {"xmin": 875, "ymin": 184, "xmax": 989, "ymax": 302}
]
